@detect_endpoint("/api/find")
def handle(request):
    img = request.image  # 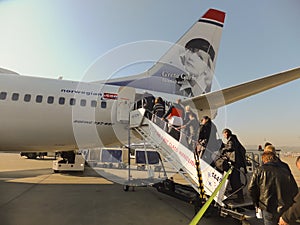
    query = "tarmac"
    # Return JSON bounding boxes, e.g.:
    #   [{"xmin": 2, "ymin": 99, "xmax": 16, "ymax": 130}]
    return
[
  {"xmin": 2, "ymin": 152, "xmax": 299, "ymax": 225},
  {"xmin": 0, "ymin": 153, "xmax": 245, "ymax": 225}
]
